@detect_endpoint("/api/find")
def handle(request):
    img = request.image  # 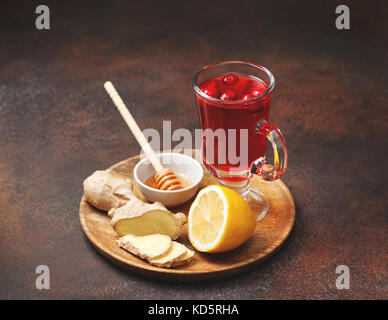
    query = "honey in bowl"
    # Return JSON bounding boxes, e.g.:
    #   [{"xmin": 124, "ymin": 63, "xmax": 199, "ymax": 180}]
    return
[{"xmin": 145, "ymin": 173, "xmax": 192, "ymax": 190}]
